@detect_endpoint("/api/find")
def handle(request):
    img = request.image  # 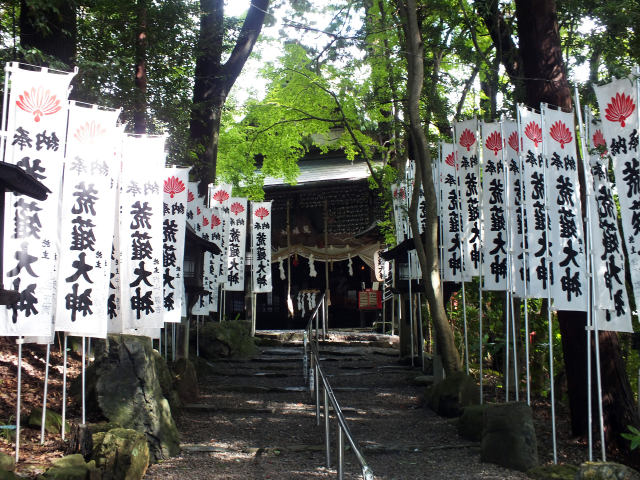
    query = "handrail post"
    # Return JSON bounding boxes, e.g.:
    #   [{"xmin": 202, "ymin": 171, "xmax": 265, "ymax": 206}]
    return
[
  {"xmin": 338, "ymin": 424, "xmax": 344, "ymax": 479},
  {"xmin": 303, "ymin": 330, "xmax": 308, "ymax": 381},
  {"xmin": 315, "ymin": 364, "xmax": 320, "ymax": 425},
  {"xmin": 324, "ymin": 386, "xmax": 331, "ymax": 468},
  {"xmin": 322, "ymin": 296, "xmax": 327, "ymax": 340}
]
